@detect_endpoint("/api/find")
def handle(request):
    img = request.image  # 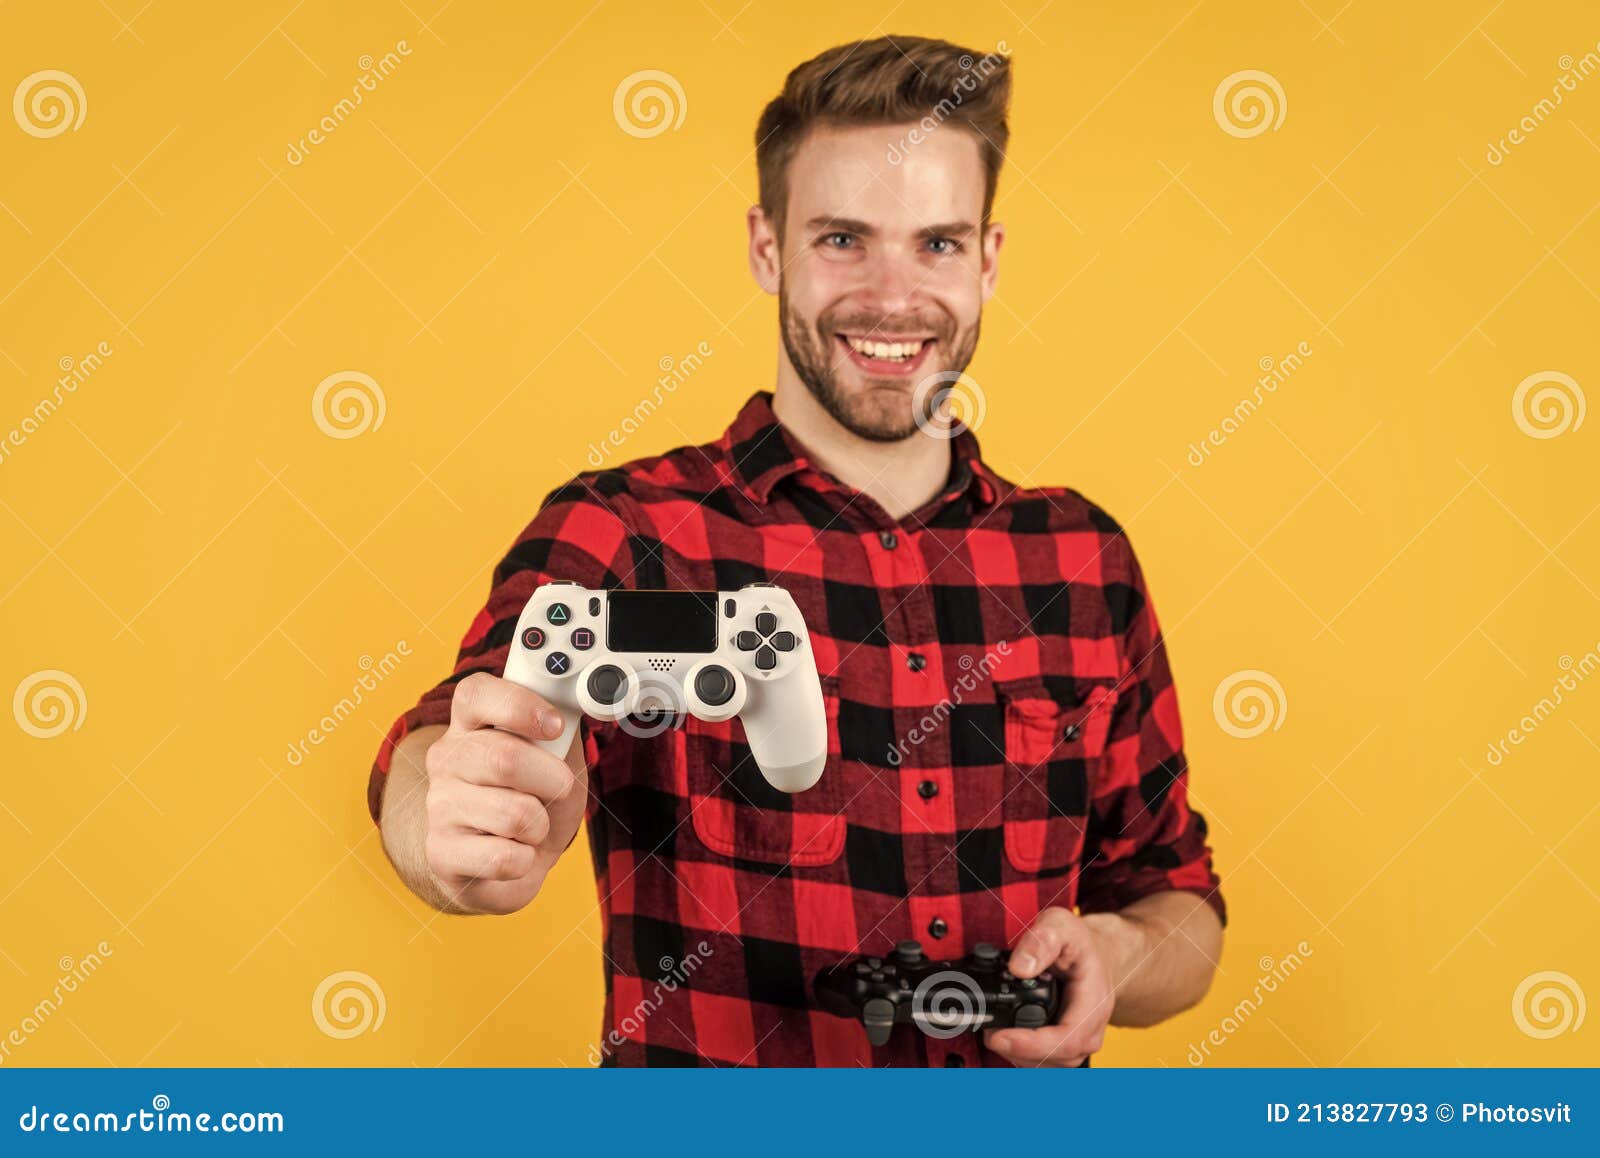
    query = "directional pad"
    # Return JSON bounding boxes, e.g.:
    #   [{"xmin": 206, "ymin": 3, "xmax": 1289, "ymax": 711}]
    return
[
  {"xmin": 734, "ymin": 630, "xmax": 760, "ymax": 651},
  {"xmin": 754, "ymin": 645, "xmax": 777, "ymax": 672},
  {"xmin": 754, "ymin": 611, "xmax": 778, "ymax": 636},
  {"xmin": 769, "ymin": 630, "xmax": 796, "ymax": 652}
]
